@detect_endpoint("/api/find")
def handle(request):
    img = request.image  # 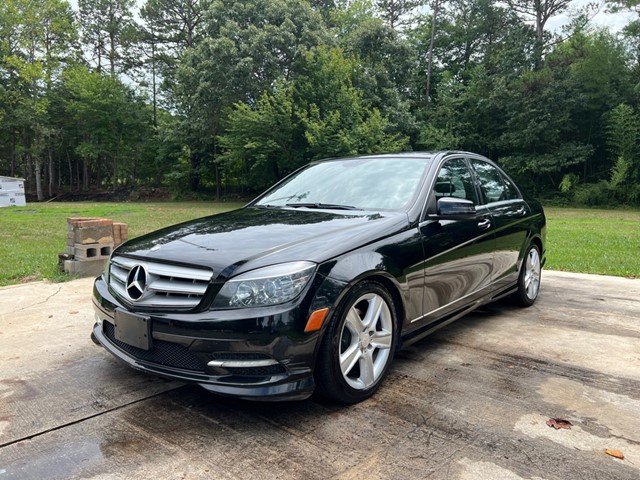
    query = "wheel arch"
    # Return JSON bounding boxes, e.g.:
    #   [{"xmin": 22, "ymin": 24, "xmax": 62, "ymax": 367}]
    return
[
  {"xmin": 313, "ymin": 269, "xmax": 407, "ymax": 364},
  {"xmin": 523, "ymin": 233, "xmax": 544, "ymax": 270},
  {"xmin": 312, "ymin": 272, "xmax": 403, "ymax": 403},
  {"xmin": 361, "ymin": 273, "xmax": 406, "ymax": 342},
  {"xmin": 530, "ymin": 235, "xmax": 543, "ymax": 256}
]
